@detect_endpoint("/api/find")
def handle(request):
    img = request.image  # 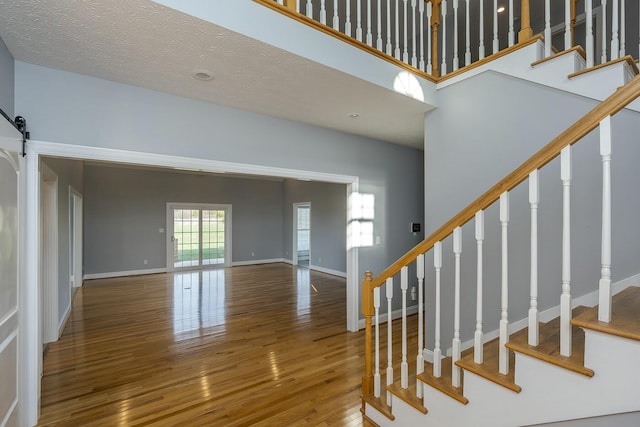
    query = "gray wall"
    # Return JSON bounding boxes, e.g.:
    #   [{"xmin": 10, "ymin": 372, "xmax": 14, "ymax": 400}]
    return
[
  {"xmin": 424, "ymin": 71, "xmax": 640, "ymax": 348},
  {"xmin": 41, "ymin": 157, "xmax": 84, "ymax": 326},
  {"xmin": 0, "ymin": 36, "xmax": 14, "ymax": 118},
  {"xmin": 14, "ymin": 62, "xmax": 425, "ymax": 316},
  {"xmin": 282, "ymin": 179, "xmax": 347, "ymax": 272},
  {"xmin": 83, "ymin": 165, "xmax": 285, "ymax": 274}
]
